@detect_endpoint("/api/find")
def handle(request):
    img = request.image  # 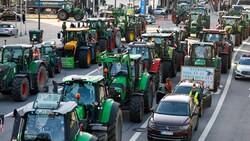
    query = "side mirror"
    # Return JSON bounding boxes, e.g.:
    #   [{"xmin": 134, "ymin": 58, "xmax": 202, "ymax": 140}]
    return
[
  {"xmin": 150, "ymin": 108, "xmax": 154, "ymax": 112},
  {"xmin": 57, "ymin": 32, "xmax": 61, "ymax": 39},
  {"xmin": 234, "ymin": 61, "xmax": 238, "ymax": 64},
  {"xmin": 43, "ymin": 86, "xmax": 49, "ymax": 93}
]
